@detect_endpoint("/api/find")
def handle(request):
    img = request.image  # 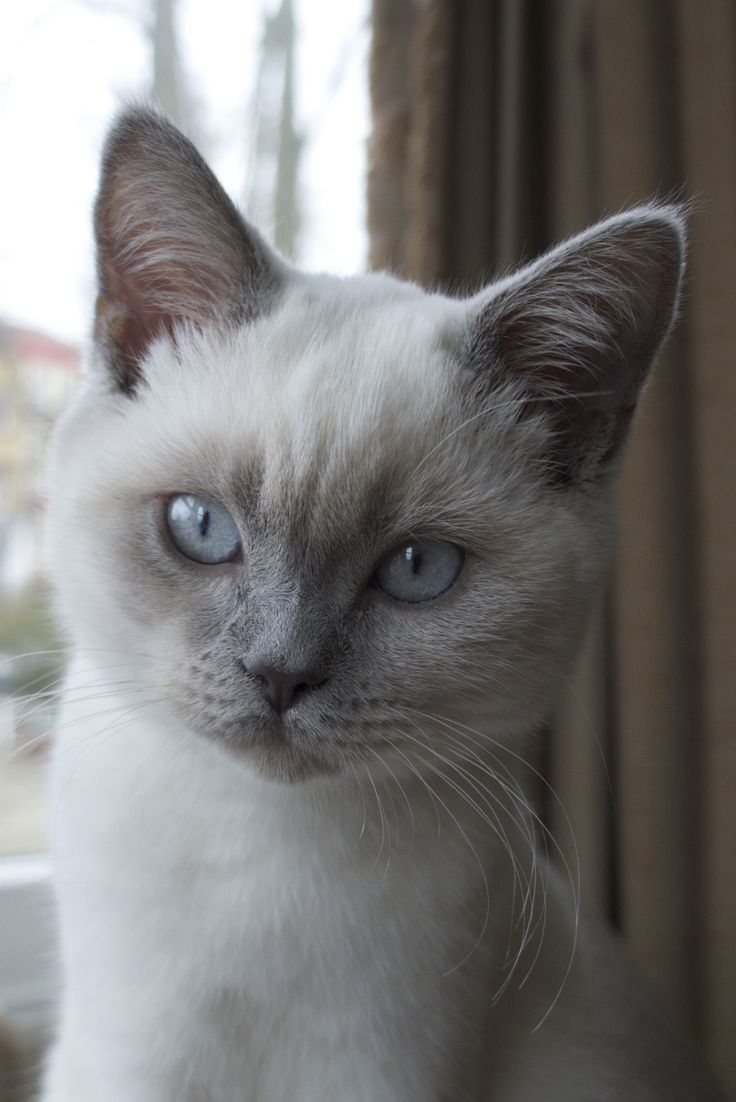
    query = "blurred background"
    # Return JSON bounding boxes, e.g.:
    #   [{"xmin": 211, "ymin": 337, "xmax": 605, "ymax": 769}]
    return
[{"xmin": 0, "ymin": 0, "xmax": 734, "ymax": 1098}]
